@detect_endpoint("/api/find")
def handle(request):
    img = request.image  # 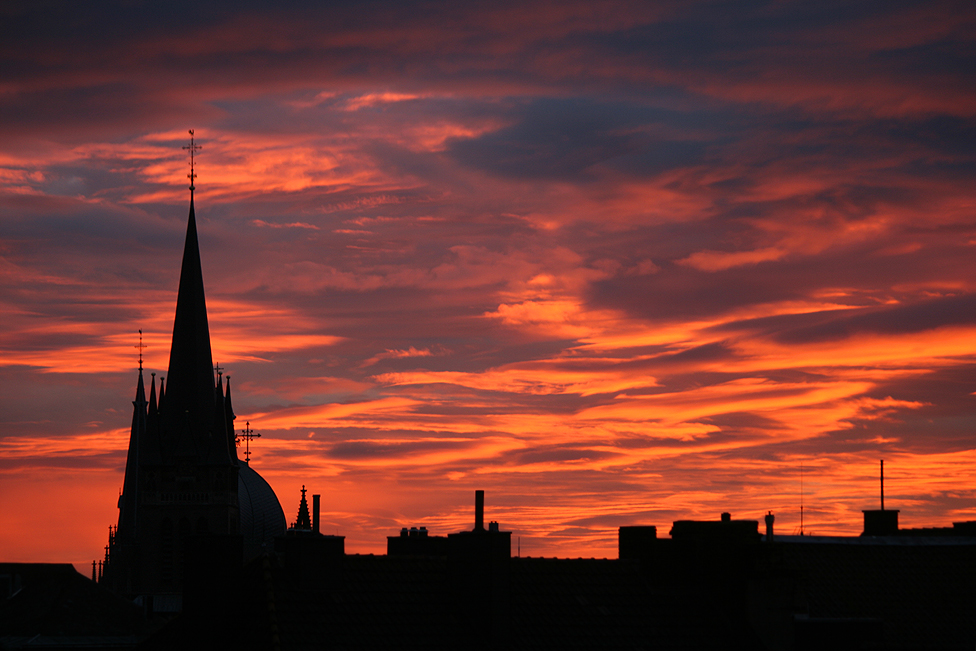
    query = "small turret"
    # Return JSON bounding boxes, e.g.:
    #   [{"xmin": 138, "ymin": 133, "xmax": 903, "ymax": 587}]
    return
[
  {"xmin": 147, "ymin": 373, "xmax": 158, "ymax": 427},
  {"xmin": 292, "ymin": 485, "xmax": 312, "ymax": 531},
  {"xmin": 142, "ymin": 372, "xmax": 162, "ymax": 465},
  {"xmin": 117, "ymin": 364, "xmax": 147, "ymax": 539},
  {"xmin": 208, "ymin": 369, "xmax": 234, "ymax": 465}
]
